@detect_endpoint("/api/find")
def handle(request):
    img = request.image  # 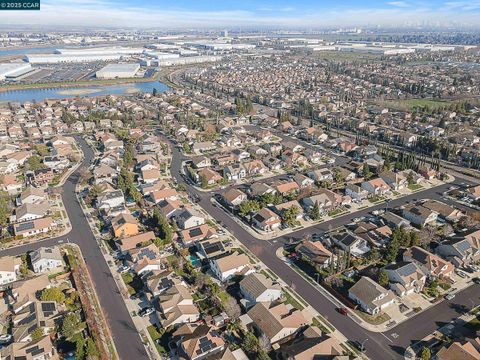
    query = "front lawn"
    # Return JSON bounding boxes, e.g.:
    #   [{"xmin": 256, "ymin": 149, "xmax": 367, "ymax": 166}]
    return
[
  {"xmin": 353, "ymin": 310, "xmax": 391, "ymax": 325},
  {"xmin": 147, "ymin": 325, "xmax": 167, "ymax": 355},
  {"xmin": 368, "ymin": 196, "xmax": 385, "ymax": 204},
  {"xmin": 284, "ymin": 290, "xmax": 305, "ymax": 310},
  {"xmin": 408, "ymin": 184, "xmax": 424, "ymax": 191}
]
